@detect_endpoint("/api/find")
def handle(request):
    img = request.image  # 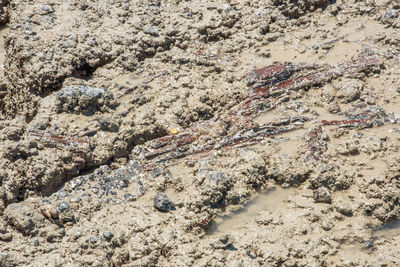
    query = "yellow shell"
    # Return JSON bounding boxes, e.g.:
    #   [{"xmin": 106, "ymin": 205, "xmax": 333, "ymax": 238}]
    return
[{"xmin": 170, "ymin": 128, "xmax": 179, "ymax": 135}]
